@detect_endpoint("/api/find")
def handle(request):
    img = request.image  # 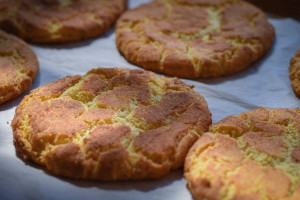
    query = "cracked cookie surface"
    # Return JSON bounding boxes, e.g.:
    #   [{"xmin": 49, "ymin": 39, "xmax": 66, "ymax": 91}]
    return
[
  {"xmin": 0, "ymin": 0, "xmax": 127, "ymax": 43},
  {"xmin": 116, "ymin": 0, "xmax": 274, "ymax": 78},
  {"xmin": 289, "ymin": 51, "xmax": 300, "ymax": 97},
  {"xmin": 184, "ymin": 108, "xmax": 300, "ymax": 200},
  {"xmin": 0, "ymin": 30, "xmax": 38, "ymax": 104},
  {"xmin": 12, "ymin": 68, "xmax": 211, "ymax": 180}
]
